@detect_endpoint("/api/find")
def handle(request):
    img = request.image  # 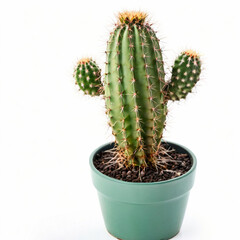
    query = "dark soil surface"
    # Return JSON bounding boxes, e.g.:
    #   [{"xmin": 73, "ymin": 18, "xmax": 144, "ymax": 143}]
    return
[{"xmin": 93, "ymin": 143, "xmax": 192, "ymax": 183}]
